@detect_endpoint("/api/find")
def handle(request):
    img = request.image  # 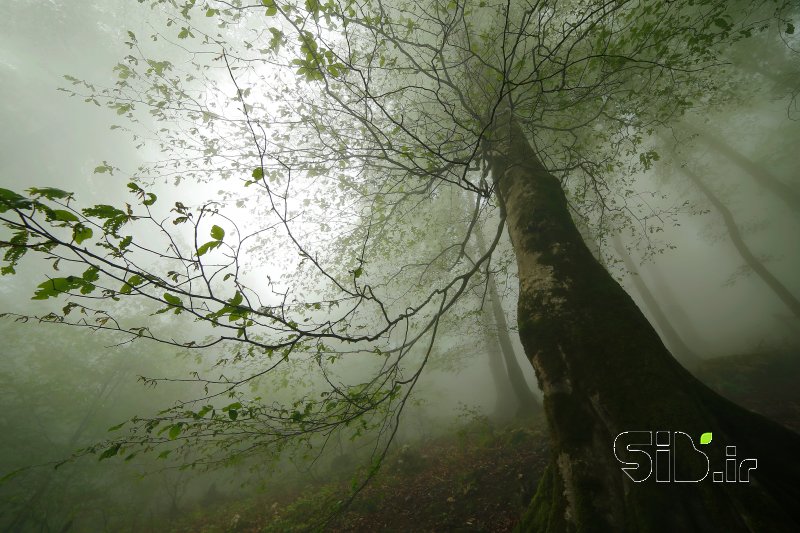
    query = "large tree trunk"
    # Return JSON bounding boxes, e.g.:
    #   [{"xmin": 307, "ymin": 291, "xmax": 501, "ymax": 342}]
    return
[
  {"xmin": 483, "ymin": 112, "xmax": 800, "ymax": 532},
  {"xmin": 611, "ymin": 234, "xmax": 701, "ymax": 369}
]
